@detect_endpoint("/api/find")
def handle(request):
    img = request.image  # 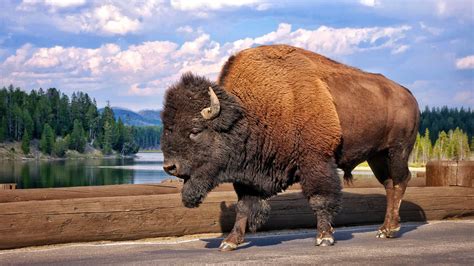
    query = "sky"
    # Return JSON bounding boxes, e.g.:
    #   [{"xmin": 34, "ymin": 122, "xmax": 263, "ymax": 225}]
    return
[{"xmin": 0, "ymin": 0, "xmax": 473, "ymax": 111}]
